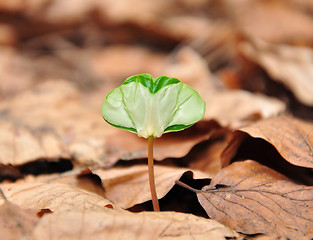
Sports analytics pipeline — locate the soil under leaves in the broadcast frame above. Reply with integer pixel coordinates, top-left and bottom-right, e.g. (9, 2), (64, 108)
(0, 0), (313, 239)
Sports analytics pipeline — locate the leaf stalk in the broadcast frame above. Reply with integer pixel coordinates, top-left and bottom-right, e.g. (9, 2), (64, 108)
(148, 136), (160, 211)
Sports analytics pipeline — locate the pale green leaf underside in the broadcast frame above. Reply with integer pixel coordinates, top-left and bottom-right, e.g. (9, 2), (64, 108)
(102, 74), (205, 138)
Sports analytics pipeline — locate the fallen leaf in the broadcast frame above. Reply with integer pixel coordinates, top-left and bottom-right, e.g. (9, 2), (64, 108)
(21, 169), (106, 198)
(0, 180), (237, 240)
(0, 0), (24, 12)
(197, 160), (313, 239)
(97, 0), (167, 25)
(0, 193), (39, 240)
(226, 0), (313, 43)
(163, 46), (218, 98)
(0, 182), (113, 212)
(0, 48), (34, 98)
(204, 90), (285, 128)
(187, 137), (228, 176)
(222, 114), (313, 169)
(92, 165), (209, 209)
(240, 39), (313, 106)
(32, 208), (237, 240)
(0, 122), (46, 165)
(90, 44), (167, 81)
(0, 24), (16, 45)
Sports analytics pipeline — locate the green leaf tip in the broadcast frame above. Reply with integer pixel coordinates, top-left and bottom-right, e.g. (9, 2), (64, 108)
(101, 73), (205, 138)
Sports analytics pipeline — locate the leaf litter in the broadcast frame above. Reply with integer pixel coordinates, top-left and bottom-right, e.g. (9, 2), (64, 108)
(0, 0), (313, 239)
(196, 160), (313, 239)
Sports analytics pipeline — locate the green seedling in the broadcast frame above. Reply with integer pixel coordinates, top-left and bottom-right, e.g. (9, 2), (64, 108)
(101, 73), (205, 211)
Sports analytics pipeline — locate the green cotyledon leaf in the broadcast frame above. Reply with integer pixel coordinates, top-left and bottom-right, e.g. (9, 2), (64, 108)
(101, 73), (205, 138)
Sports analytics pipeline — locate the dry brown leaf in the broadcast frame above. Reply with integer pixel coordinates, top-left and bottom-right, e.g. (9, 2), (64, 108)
(163, 46), (218, 97)
(97, 0), (167, 25)
(187, 137), (228, 176)
(0, 179), (237, 239)
(240, 39), (313, 106)
(225, 0), (313, 43)
(0, 122), (46, 165)
(32, 208), (237, 240)
(197, 160), (313, 239)
(0, 182), (113, 211)
(16, 0), (165, 26)
(286, 0), (313, 13)
(20, 169), (106, 198)
(222, 115), (313, 168)
(91, 44), (168, 81)
(163, 16), (214, 40)
(0, 0), (24, 12)
(0, 48), (34, 97)
(0, 196), (39, 240)
(0, 24), (17, 45)
(92, 165), (209, 209)
(203, 90), (285, 128)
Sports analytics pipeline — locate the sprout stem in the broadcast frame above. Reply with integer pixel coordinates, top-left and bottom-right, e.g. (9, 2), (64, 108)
(148, 136), (160, 211)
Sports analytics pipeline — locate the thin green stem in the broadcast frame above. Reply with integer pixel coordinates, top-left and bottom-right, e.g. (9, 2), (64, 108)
(148, 136), (160, 211)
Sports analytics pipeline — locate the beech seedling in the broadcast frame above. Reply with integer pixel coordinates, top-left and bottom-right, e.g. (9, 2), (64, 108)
(101, 73), (205, 211)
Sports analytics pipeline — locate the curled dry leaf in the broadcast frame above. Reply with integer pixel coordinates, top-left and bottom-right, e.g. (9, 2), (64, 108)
(0, 198), (39, 240)
(0, 182), (113, 212)
(186, 131), (230, 176)
(197, 160), (313, 239)
(32, 208), (237, 240)
(241, 39), (313, 106)
(222, 114), (313, 168)
(92, 165), (209, 209)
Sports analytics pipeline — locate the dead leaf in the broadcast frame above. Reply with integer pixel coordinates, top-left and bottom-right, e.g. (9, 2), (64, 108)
(0, 180), (237, 239)
(197, 160), (313, 239)
(204, 90), (285, 128)
(0, 48), (34, 97)
(0, 24), (17, 45)
(163, 46), (218, 97)
(187, 137), (228, 175)
(0, 182), (113, 212)
(226, 0), (313, 43)
(97, 0), (167, 25)
(32, 208), (237, 240)
(0, 192), (39, 240)
(92, 165), (209, 209)
(0, 0), (24, 12)
(240, 39), (313, 106)
(21, 169), (106, 198)
(222, 114), (313, 169)
(91, 44), (168, 81)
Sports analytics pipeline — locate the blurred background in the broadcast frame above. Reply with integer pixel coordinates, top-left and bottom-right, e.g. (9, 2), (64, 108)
(0, 0), (312, 119)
